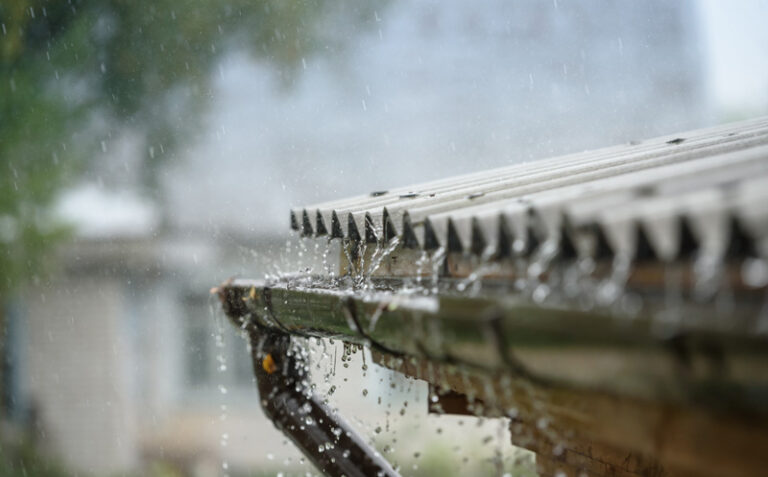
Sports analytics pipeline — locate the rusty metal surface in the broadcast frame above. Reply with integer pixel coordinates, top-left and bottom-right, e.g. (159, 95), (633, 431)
(379, 348), (768, 477)
(215, 278), (768, 477)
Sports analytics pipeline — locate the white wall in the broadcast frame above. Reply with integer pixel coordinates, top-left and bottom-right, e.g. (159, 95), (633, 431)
(22, 276), (139, 474)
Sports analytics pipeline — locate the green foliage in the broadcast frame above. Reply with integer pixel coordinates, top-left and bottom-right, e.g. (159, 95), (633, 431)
(0, 0), (383, 298)
(402, 441), (538, 477)
(0, 440), (70, 477)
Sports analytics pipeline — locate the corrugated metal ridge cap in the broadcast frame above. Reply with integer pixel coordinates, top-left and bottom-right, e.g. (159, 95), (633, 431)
(416, 148), (768, 258)
(337, 125), (768, 244)
(291, 117), (768, 261)
(341, 129), (768, 249)
(291, 116), (768, 235)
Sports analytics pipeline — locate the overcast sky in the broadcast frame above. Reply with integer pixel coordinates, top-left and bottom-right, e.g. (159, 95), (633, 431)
(699, 0), (768, 111)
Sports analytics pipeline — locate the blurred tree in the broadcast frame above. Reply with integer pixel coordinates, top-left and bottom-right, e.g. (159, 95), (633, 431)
(0, 0), (383, 419)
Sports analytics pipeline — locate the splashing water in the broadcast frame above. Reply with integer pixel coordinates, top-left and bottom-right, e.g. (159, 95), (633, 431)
(366, 236), (401, 278)
(212, 305), (231, 477)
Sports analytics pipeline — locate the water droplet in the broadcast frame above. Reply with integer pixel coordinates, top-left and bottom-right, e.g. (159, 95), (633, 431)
(743, 258), (768, 288)
(532, 283), (550, 303)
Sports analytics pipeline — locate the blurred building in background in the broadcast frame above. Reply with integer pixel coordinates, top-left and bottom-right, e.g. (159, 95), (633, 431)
(3, 0), (723, 475)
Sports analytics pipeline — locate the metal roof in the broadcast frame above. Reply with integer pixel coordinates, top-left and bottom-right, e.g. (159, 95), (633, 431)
(292, 117), (768, 262)
(221, 116), (768, 477)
